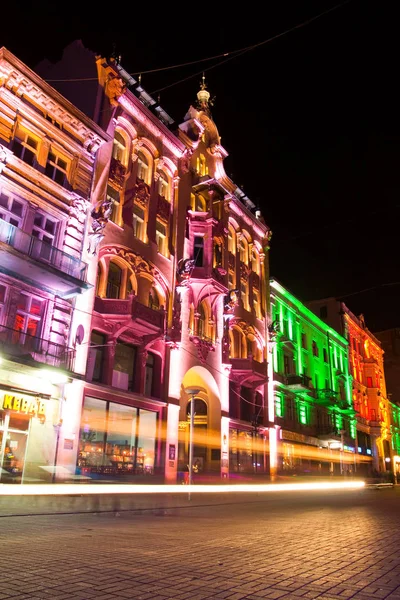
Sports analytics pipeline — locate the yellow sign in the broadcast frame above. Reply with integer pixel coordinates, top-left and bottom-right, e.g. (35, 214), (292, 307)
(1, 394), (46, 418)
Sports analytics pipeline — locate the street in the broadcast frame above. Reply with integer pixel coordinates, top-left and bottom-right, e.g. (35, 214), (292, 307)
(1, 487), (400, 599)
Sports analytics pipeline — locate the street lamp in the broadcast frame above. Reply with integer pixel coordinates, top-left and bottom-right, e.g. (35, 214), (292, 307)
(185, 387), (201, 497)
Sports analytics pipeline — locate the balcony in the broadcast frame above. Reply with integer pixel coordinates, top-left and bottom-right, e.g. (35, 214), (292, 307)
(0, 219), (89, 298)
(285, 373), (312, 391)
(0, 324), (74, 370)
(230, 357), (268, 388)
(94, 295), (165, 338)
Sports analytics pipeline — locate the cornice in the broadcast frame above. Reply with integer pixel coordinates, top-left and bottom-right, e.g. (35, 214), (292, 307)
(0, 47), (109, 148)
(118, 93), (185, 159)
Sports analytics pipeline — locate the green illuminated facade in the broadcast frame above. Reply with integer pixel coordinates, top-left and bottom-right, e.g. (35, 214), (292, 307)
(270, 279), (356, 476)
(389, 401), (400, 459)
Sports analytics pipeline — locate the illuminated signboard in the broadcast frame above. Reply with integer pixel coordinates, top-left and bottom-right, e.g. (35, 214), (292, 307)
(1, 393), (46, 418)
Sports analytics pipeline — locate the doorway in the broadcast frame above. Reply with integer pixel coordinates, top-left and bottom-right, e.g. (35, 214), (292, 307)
(0, 411), (30, 483)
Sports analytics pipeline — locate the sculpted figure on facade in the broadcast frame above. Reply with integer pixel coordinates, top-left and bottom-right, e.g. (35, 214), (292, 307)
(87, 197), (113, 255)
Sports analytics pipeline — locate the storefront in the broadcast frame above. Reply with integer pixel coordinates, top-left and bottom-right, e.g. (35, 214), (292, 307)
(0, 387), (58, 483)
(279, 429), (329, 476)
(77, 395), (161, 480)
(229, 427), (265, 475)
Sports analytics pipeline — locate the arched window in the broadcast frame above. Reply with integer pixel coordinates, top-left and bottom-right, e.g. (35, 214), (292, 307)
(239, 236), (248, 264)
(112, 131), (128, 166)
(232, 327), (245, 358)
(228, 225), (236, 254)
(149, 286), (160, 310)
(158, 170), (170, 200)
(251, 248), (259, 274)
(197, 303), (206, 339)
(137, 150), (150, 184)
(106, 262), (122, 299)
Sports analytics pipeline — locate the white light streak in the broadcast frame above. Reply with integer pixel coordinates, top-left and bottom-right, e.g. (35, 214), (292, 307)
(0, 481), (365, 496)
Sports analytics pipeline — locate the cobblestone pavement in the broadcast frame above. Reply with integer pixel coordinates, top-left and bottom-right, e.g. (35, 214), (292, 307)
(1, 487), (400, 600)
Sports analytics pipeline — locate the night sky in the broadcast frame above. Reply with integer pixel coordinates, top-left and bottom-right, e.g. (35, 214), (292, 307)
(1, 1), (399, 332)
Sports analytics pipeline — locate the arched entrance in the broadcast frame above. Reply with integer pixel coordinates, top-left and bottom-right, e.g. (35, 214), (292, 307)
(186, 397), (208, 473)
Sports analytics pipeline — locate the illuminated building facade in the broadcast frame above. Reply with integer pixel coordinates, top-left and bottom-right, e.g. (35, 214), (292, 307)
(374, 327), (400, 476)
(308, 298), (392, 475)
(36, 42), (272, 482)
(0, 47), (108, 482)
(270, 280), (356, 476)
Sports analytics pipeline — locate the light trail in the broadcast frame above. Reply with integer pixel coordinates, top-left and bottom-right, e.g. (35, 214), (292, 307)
(0, 481), (365, 496)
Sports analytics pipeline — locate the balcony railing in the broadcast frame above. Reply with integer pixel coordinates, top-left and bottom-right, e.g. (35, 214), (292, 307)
(0, 324), (74, 369)
(0, 219), (87, 281)
(285, 373), (312, 389)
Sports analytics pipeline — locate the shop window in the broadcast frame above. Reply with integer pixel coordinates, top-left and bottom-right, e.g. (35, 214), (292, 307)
(137, 151), (150, 184)
(155, 220), (167, 255)
(0, 190), (25, 228)
(113, 341), (136, 391)
(12, 292), (44, 351)
(194, 236), (204, 266)
(133, 204), (145, 240)
(45, 150), (69, 186)
(12, 127), (39, 167)
(78, 397), (158, 478)
(106, 262), (122, 299)
(87, 331), (107, 382)
(106, 185), (121, 224)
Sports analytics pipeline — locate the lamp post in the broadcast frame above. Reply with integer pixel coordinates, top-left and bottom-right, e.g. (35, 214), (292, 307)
(185, 387), (201, 499)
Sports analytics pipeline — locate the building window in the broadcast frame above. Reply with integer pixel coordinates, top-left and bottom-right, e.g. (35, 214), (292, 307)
(0, 191), (25, 227)
(112, 131), (127, 165)
(158, 170), (169, 200)
(213, 240), (222, 268)
(133, 204), (145, 240)
(301, 333), (307, 349)
(284, 354), (291, 375)
(239, 237), (248, 264)
(13, 292), (44, 350)
(137, 151), (150, 184)
(0, 283), (7, 325)
(228, 271), (235, 290)
(251, 249), (259, 274)
(144, 352), (155, 397)
(194, 236), (204, 266)
(113, 341), (137, 391)
(12, 127), (39, 167)
(228, 226), (235, 254)
(312, 340), (319, 357)
(87, 331), (107, 382)
(45, 150), (68, 186)
(240, 280), (248, 310)
(253, 289), (260, 317)
(31, 213), (57, 262)
(148, 287), (160, 310)
(319, 305), (328, 319)
(155, 220), (167, 255)
(323, 348), (328, 362)
(197, 303), (206, 339)
(106, 262), (122, 299)
(197, 153), (207, 176)
(367, 376), (373, 388)
(106, 185), (121, 224)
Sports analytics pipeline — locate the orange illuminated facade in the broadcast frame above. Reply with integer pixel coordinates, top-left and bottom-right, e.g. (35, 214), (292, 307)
(308, 298), (392, 475)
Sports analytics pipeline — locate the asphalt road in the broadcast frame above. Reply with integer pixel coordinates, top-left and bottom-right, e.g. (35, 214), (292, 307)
(1, 487), (400, 600)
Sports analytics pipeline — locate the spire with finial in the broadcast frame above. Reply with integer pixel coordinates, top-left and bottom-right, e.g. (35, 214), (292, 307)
(196, 72), (212, 113)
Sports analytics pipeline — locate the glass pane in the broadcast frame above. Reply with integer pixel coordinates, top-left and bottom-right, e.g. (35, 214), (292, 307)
(26, 317), (39, 337)
(34, 214), (43, 227)
(106, 403), (137, 473)
(0, 193), (8, 208)
(137, 410), (157, 474)
(0, 284), (5, 303)
(79, 397), (107, 462)
(113, 342), (136, 390)
(30, 299), (42, 316)
(11, 200), (23, 217)
(44, 219), (55, 234)
(16, 294), (28, 312)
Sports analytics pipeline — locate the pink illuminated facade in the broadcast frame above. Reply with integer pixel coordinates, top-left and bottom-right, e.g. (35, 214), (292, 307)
(35, 42), (273, 483)
(0, 47), (109, 482)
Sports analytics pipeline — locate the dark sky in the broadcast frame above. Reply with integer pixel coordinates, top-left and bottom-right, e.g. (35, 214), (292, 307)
(1, 1), (399, 332)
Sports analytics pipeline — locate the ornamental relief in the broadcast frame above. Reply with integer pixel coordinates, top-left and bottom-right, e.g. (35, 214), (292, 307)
(109, 157), (127, 190)
(134, 178), (150, 208)
(157, 194), (171, 223)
